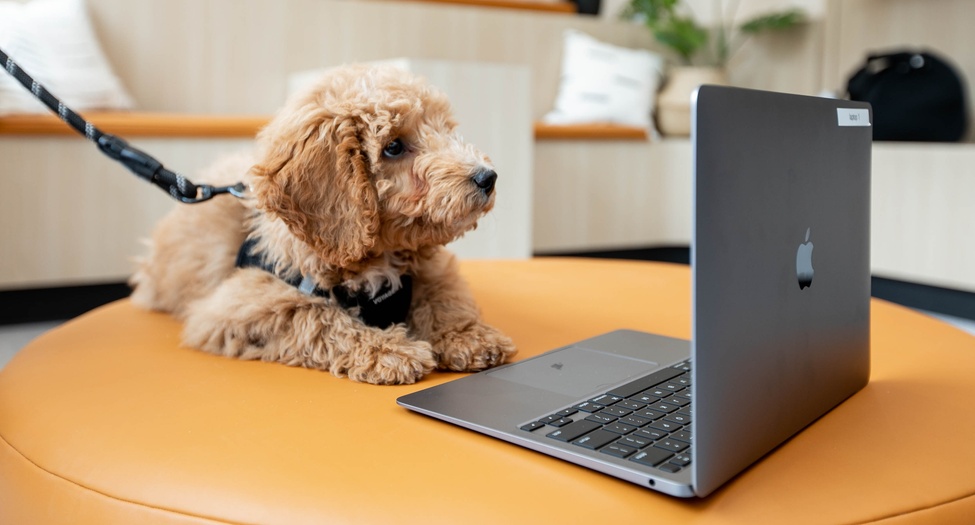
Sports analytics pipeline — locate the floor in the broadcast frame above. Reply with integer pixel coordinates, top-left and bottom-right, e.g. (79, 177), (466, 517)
(0, 321), (63, 370)
(2, 312), (974, 372)
(924, 312), (975, 337)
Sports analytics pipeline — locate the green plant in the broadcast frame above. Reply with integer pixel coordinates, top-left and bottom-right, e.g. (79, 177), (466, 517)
(621, 0), (805, 66)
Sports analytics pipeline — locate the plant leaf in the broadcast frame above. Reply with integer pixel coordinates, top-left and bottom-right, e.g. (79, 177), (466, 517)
(621, 0), (675, 23)
(654, 17), (708, 64)
(739, 9), (806, 34)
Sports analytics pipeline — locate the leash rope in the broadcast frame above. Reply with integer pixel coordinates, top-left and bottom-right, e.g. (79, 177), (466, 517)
(1, 47), (245, 204)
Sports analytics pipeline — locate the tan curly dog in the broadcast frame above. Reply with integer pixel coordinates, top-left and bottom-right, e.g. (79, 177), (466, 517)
(130, 64), (516, 385)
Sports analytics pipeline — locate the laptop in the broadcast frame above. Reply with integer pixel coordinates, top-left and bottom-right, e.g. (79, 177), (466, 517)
(397, 85), (872, 498)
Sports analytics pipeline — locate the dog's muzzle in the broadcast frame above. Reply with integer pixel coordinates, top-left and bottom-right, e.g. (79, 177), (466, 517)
(471, 168), (497, 195)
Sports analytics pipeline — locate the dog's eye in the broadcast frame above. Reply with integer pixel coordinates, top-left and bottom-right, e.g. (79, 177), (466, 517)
(383, 139), (406, 158)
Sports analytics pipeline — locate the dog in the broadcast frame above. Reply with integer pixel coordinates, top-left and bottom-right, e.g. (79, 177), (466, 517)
(130, 64), (517, 385)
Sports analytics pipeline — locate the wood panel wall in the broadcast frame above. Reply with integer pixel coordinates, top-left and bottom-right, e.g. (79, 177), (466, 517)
(82, 0), (822, 118)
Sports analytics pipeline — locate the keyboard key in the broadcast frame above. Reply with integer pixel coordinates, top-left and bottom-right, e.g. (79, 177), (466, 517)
(604, 422), (637, 435)
(617, 434), (652, 448)
(546, 420), (602, 442)
(634, 409), (665, 420)
(629, 393), (658, 404)
(614, 399), (645, 411)
(654, 439), (690, 453)
(599, 406), (632, 418)
(588, 394), (622, 406)
(670, 454), (692, 466)
(573, 401), (603, 413)
(600, 444), (638, 458)
(661, 382), (682, 392)
(585, 413), (617, 425)
(671, 430), (693, 443)
(520, 421), (546, 432)
(556, 408), (579, 417)
(676, 374), (692, 387)
(649, 420), (682, 433)
(539, 415), (564, 425)
(549, 417), (574, 427)
(661, 395), (690, 407)
(646, 388), (670, 398)
(620, 415), (650, 427)
(630, 447), (674, 467)
(634, 428), (667, 440)
(606, 367), (684, 398)
(645, 402), (679, 413)
(665, 413), (692, 425)
(658, 463), (683, 473)
(573, 429), (619, 450)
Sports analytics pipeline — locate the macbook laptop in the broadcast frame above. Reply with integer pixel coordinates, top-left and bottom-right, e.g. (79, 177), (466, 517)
(397, 86), (872, 498)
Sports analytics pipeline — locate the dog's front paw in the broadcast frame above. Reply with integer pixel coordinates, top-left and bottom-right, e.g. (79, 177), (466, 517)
(434, 323), (517, 372)
(343, 329), (437, 385)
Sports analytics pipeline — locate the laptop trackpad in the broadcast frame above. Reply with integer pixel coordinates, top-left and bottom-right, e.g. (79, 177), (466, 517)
(486, 347), (658, 398)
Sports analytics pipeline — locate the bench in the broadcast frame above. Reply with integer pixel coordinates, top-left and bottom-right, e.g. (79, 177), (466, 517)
(0, 112), (648, 141)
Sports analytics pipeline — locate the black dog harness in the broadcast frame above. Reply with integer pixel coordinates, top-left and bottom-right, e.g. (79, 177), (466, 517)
(235, 238), (413, 329)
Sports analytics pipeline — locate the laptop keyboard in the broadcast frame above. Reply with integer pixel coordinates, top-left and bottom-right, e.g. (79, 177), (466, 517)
(519, 360), (693, 474)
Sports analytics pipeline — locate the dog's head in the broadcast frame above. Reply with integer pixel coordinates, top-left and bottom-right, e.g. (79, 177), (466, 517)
(250, 64), (497, 269)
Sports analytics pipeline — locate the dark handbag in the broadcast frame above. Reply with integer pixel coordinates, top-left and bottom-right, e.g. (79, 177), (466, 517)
(846, 50), (969, 142)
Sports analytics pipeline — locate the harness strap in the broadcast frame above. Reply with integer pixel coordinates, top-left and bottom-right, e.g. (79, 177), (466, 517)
(235, 238), (413, 329)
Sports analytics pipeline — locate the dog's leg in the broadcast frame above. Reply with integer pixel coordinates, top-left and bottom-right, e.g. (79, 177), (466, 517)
(182, 270), (437, 385)
(409, 249), (517, 371)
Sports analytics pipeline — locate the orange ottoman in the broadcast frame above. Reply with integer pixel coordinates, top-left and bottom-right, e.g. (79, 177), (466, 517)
(2, 258), (975, 524)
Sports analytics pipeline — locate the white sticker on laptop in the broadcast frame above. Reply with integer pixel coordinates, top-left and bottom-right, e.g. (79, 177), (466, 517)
(837, 108), (871, 126)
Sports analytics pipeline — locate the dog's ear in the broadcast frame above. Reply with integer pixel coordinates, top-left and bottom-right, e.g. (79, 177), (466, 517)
(251, 110), (380, 268)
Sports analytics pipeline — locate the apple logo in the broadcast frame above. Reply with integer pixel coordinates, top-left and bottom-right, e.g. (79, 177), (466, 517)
(796, 228), (814, 290)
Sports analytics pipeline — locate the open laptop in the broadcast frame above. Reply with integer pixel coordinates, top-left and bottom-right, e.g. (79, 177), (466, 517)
(397, 86), (872, 498)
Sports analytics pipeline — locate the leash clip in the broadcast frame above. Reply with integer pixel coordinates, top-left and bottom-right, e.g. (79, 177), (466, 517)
(179, 182), (248, 204)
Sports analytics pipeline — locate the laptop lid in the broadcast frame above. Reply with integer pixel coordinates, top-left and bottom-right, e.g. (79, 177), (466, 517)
(691, 86), (872, 496)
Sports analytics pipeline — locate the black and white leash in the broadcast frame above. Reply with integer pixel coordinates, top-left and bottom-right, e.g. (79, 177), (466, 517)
(0, 47), (245, 204)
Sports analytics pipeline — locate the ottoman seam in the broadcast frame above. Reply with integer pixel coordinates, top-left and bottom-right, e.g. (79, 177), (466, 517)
(0, 432), (248, 525)
(853, 490), (975, 524)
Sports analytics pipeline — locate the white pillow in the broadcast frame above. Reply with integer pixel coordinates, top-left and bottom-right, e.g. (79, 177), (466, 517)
(543, 29), (664, 129)
(0, 0), (134, 115)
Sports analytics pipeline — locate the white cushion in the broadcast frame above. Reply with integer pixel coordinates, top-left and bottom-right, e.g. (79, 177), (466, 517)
(0, 0), (134, 115)
(543, 29), (664, 129)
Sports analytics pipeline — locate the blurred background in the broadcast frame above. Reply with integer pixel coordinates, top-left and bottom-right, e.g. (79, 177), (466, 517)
(1, 0), (973, 366)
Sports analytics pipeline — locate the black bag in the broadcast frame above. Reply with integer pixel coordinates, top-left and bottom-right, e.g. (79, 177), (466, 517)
(847, 50), (970, 142)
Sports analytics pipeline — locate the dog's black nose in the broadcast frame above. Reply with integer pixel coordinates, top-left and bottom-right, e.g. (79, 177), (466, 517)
(472, 169), (497, 194)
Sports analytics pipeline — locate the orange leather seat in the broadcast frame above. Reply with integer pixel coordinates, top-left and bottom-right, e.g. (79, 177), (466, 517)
(2, 258), (974, 524)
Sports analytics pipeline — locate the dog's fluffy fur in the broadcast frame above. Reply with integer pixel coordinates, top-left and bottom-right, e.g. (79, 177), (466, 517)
(130, 64), (516, 385)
